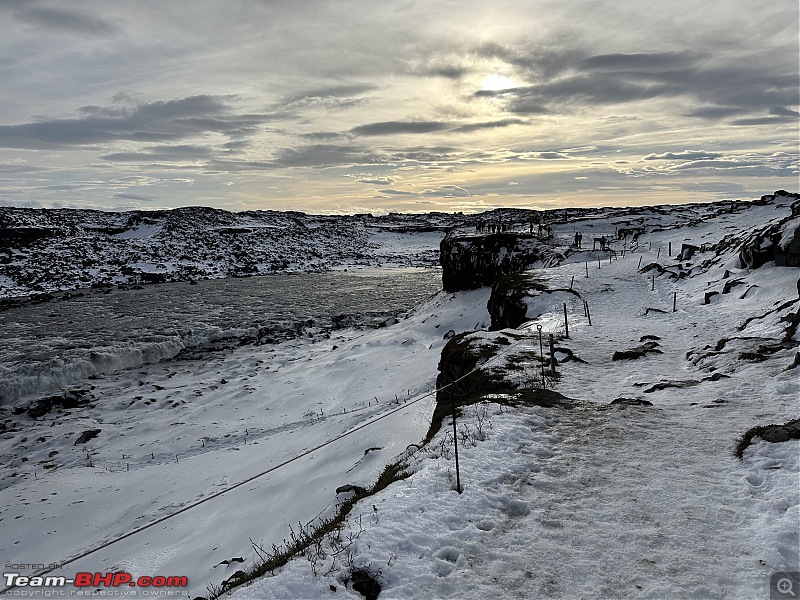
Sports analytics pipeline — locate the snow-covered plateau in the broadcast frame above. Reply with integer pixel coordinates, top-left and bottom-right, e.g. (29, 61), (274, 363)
(0, 192), (798, 600)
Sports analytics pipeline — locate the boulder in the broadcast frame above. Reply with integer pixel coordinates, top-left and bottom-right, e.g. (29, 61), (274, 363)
(74, 429), (101, 445)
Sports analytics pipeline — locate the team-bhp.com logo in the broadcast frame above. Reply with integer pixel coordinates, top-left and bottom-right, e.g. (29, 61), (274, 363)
(3, 572), (188, 594)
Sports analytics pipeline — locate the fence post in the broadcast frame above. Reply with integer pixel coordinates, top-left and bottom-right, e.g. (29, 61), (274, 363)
(668, 242), (672, 256)
(549, 334), (556, 376)
(652, 274), (655, 291)
(570, 275), (574, 290)
(585, 261), (589, 277)
(586, 302), (592, 326)
(537, 325), (545, 381)
(563, 303), (569, 339)
(451, 398), (462, 494)
(673, 291), (677, 312)
(638, 256), (643, 270)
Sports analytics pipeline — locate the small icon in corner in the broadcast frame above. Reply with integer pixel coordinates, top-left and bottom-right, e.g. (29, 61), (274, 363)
(772, 572), (800, 599)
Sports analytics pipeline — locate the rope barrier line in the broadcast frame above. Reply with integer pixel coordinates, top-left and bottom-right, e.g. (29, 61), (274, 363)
(1, 331), (534, 593)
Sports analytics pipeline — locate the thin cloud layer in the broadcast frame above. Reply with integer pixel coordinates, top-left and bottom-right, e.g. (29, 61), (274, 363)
(0, 0), (796, 212)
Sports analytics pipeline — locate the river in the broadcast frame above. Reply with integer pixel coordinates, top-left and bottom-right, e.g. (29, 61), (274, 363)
(0, 267), (442, 403)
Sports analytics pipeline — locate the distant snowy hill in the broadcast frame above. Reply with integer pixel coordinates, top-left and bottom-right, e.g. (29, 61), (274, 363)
(0, 207), (457, 298)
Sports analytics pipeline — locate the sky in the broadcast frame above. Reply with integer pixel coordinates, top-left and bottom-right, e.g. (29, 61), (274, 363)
(0, 0), (797, 214)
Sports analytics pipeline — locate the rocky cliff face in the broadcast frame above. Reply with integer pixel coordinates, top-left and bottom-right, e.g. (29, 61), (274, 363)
(738, 193), (800, 269)
(487, 273), (581, 330)
(440, 232), (563, 293)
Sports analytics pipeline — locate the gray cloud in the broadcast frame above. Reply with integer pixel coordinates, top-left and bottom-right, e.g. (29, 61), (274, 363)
(476, 48), (799, 123)
(357, 178), (395, 185)
(102, 145), (214, 163)
(770, 106), (800, 117)
(281, 84), (378, 105)
(730, 116), (796, 126)
(0, 95), (268, 150)
(13, 6), (120, 36)
(350, 121), (449, 136)
(576, 51), (705, 72)
(453, 118), (528, 133)
(644, 150), (724, 161)
(113, 192), (156, 202)
(272, 144), (381, 168)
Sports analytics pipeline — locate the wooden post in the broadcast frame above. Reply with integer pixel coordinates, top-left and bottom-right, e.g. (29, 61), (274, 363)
(668, 242), (672, 256)
(657, 247), (661, 259)
(549, 334), (556, 376)
(563, 303), (569, 339)
(585, 261), (589, 277)
(609, 253), (612, 265)
(638, 256), (643, 270)
(583, 299), (588, 317)
(586, 302), (592, 326)
(598, 257), (601, 269)
(570, 275), (574, 290)
(652, 274), (655, 290)
(451, 398), (462, 494)
(673, 291), (677, 312)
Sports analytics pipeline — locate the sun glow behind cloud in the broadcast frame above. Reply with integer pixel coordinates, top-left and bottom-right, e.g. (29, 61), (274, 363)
(479, 74), (519, 91)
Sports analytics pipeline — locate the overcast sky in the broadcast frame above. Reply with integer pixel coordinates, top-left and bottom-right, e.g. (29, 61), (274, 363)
(0, 0), (797, 213)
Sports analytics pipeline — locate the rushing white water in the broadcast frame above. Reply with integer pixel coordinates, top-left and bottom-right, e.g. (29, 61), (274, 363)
(0, 268), (442, 403)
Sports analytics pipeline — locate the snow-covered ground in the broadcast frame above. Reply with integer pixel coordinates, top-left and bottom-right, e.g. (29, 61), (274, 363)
(229, 197), (799, 599)
(1, 195), (797, 600)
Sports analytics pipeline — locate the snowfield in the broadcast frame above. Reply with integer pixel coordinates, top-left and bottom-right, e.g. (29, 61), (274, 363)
(0, 194), (798, 600)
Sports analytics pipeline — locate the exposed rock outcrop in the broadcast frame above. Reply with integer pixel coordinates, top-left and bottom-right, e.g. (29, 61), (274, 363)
(440, 232), (563, 293)
(738, 192), (800, 269)
(487, 272), (580, 330)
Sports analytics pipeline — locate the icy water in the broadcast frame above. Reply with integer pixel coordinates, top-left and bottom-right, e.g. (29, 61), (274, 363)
(0, 268), (442, 404)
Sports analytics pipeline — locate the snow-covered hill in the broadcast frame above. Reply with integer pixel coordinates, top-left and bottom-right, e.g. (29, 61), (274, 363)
(0, 207), (455, 299)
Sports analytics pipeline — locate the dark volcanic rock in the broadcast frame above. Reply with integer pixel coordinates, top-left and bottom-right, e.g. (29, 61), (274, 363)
(738, 192), (800, 269)
(612, 341), (663, 361)
(74, 429), (101, 445)
(487, 272), (580, 330)
(0, 227), (60, 248)
(440, 232), (563, 292)
(735, 418), (800, 458)
(610, 397), (654, 407)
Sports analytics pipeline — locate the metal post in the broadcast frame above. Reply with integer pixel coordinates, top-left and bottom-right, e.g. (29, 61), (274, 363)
(570, 275), (574, 290)
(563, 303), (569, 339)
(652, 274), (655, 291)
(673, 291), (677, 312)
(585, 261), (589, 277)
(549, 334), (556, 376)
(657, 247), (661, 259)
(451, 398), (462, 494)
(638, 256), (643, 270)
(586, 302), (592, 326)
(668, 242), (672, 256)
(537, 325), (545, 381)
